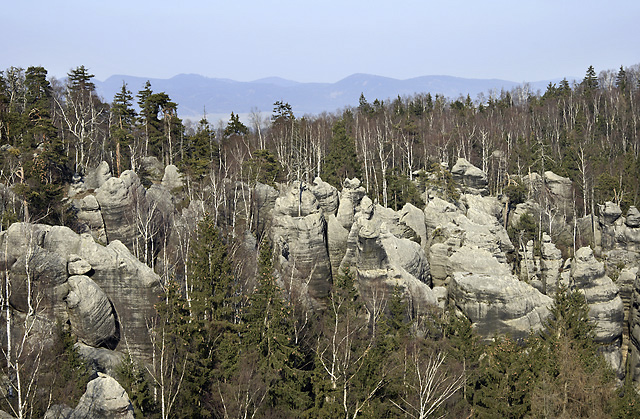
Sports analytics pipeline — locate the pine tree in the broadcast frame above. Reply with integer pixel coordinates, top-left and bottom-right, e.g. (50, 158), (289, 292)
(110, 82), (136, 175)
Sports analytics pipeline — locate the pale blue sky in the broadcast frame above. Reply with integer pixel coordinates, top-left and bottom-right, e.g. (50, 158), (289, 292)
(2, 0), (639, 83)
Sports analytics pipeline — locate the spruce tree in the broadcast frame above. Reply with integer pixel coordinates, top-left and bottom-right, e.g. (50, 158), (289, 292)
(110, 82), (136, 175)
(321, 117), (361, 187)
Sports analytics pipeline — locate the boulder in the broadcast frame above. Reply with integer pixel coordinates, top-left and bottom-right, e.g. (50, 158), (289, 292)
(69, 373), (134, 419)
(450, 272), (552, 341)
(65, 275), (119, 349)
(44, 405), (74, 419)
(75, 342), (125, 377)
(161, 164), (184, 190)
(451, 157), (488, 194)
(626, 206), (640, 228)
(84, 161), (112, 191)
(74, 194), (107, 243)
(309, 177), (339, 216)
(94, 170), (146, 250)
(67, 254), (92, 276)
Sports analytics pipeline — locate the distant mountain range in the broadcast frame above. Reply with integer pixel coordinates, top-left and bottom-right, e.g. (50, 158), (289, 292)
(94, 73), (572, 121)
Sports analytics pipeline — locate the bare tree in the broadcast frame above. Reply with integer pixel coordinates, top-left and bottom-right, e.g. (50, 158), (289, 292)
(391, 343), (465, 419)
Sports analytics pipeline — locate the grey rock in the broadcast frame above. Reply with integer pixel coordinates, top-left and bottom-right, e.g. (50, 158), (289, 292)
(68, 254), (92, 276)
(84, 161), (113, 191)
(627, 206), (640, 228)
(139, 156), (163, 181)
(65, 275), (119, 349)
(69, 373), (134, 419)
(599, 201), (623, 225)
(309, 177), (339, 216)
(399, 203), (428, 249)
(450, 272), (552, 341)
(161, 164), (184, 190)
(451, 157), (488, 194)
(272, 182), (332, 307)
(44, 405), (74, 419)
(571, 247), (624, 346)
(95, 170), (146, 250)
(75, 342), (125, 377)
(341, 205), (436, 315)
(336, 178), (366, 230)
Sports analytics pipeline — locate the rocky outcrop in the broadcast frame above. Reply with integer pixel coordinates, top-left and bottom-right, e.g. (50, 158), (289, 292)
(450, 272), (552, 341)
(161, 164), (184, 190)
(571, 246), (624, 376)
(336, 178), (366, 230)
(309, 177), (339, 216)
(451, 158), (488, 195)
(424, 194), (513, 286)
(66, 275), (119, 349)
(66, 373), (134, 419)
(271, 182), (332, 307)
(94, 170), (147, 250)
(0, 222), (161, 362)
(340, 196), (435, 315)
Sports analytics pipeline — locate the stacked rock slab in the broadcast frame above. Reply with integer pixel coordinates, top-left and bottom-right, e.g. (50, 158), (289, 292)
(571, 246), (624, 377)
(271, 181), (332, 308)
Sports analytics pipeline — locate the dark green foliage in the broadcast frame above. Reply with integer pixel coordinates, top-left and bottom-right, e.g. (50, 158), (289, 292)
(180, 116), (216, 180)
(223, 112), (249, 137)
(242, 149), (284, 186)
(110, 82), (136, 175)
(504, 178), (527, 208)
(50, 322), (91, 406)
(385, 166), (424, 210)
(116, 351), (157, 418)
(321, 118), (361, 188)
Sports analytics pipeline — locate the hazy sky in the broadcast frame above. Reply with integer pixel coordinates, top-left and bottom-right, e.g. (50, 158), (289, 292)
(2, 0), (639, 83)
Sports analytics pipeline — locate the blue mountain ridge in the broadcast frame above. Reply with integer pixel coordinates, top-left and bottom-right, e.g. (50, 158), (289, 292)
(95, 73), (571, 120)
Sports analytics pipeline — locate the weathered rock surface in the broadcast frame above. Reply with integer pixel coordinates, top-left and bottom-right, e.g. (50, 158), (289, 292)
(451, 157), (488, 195)
(571, 246), (624, 376)
(161, 164), (184, 190)
(0, 222), (160, 362)
(68, 373), (134, 419)
(309, 177), (339, 216)
(271, 182), (332, 307)
(341, 200), (436, 315)
(94, 170), (147, 250)
(336, 178), (366, 230)
(450, 272), (552, 341)
(423, 194), (513, 286)
(66, 275), (119, 349)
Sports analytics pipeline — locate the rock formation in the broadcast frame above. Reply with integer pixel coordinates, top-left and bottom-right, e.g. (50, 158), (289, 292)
(0, 222), (160, 363)
(271, 181), (332, 307)
(571, 246), (624, 376)
(450, 272), (552, 341)
(66, 373), (134, 419)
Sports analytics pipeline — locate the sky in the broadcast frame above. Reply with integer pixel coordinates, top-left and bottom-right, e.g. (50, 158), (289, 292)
(2, 0), (639, 84)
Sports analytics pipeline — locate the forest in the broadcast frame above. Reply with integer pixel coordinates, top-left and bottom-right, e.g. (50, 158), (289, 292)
(1, 63), (640, 418)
